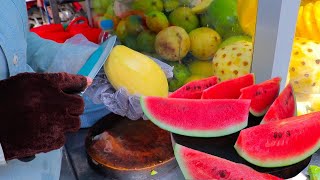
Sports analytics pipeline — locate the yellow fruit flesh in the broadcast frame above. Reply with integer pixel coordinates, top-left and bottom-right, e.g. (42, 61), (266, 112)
(104, 45), (168, 97)
(191, 0), (213, 14)
(303, 3), (320, 41)
(314, 1), (320, 35)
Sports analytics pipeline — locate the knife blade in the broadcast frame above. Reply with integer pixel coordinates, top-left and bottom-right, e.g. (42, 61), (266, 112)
(77, 35), (117, 95)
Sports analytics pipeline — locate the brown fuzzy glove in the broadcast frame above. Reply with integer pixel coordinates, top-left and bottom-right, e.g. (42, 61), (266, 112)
(0, 72), (88, 160)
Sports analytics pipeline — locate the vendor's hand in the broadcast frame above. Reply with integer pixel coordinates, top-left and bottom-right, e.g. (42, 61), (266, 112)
(0, 72), (91, 160)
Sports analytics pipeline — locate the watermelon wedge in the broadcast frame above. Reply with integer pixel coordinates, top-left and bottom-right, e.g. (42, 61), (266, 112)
(169, 76), (218, 99)
(174, 144), (282, 180)
(141, 97), (251, 137)
(239, 77), (281, 117)
(201, 73), (255, 99)
(235, 111), (320, 167)
(261, 83), (296, 124)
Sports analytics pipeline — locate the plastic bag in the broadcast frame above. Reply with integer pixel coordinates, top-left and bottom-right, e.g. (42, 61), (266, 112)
(85, 57), (173, 120)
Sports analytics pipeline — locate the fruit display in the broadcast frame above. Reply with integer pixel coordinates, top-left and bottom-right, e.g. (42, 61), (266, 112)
(169, 76), (218, 99)
(202, 73), (254, 99)
(141, 74), (319, 176)
(174, 144), (282, 180)
(212, 40), (253, 82)
(104, 45), (168, 97)
(93, 0), (254, 91)
(235, 111), (320, 167)
(261, 84), (296, 124)
(239, 77), (281, 117)
(141, 96), (250, 137)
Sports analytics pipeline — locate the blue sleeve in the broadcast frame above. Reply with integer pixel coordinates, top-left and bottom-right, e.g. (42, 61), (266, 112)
(26, 32), (98, 74)
(26, 32), (62, 72)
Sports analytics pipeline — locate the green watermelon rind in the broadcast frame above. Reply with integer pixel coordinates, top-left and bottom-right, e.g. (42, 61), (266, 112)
(140, 97), (248, 137)
(260, 84), (297, 124)
(234, 138), (320, 168)
(173, 143), (192, 180)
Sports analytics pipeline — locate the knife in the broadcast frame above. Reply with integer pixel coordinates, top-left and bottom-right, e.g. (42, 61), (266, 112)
(77, 35), (117, 95)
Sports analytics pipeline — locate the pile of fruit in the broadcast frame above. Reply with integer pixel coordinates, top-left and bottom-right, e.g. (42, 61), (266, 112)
(140, 74), (320, 179)
(92, 0), (254, 92)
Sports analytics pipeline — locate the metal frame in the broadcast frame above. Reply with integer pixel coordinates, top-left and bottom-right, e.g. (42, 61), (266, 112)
(252, 0), (301, 90)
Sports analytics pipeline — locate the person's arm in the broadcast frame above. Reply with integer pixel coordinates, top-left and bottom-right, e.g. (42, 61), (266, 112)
(27, 32), (98, 74)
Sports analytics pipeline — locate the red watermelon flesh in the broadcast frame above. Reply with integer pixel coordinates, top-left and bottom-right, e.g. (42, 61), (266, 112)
(141, 97), (251, 137)
(239, 77), (281, 117)
(235, 111), (320, 168)
(201, 73), (255, 99)
(174, 144), (282, 180)
(169, 76), (218, 99)
(261, 84), (296, 124)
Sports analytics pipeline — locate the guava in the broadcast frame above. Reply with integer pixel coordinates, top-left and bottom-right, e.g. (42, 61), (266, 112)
(218, 35), (252, 49)
(123, 35), (139, 51)
(169, 7), (199, 33)
(163, 0), (180, 12)
(188, 60), (214, 77)
(146, 11), (169, 33)
(115, 20), (128, 41)
(132, 0), (163, 14)
(207, 0), (243, 39)
(92, 0), (112, 14)
(125, 15), (144, 35)
(137, 31), (156, 53)
(189, 27), (221, 60)
(167, 61), (191, 91)
(155, 26), (191, 61)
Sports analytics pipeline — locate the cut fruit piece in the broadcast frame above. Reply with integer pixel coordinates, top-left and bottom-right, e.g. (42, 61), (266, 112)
(169, 76), (218, 99)
(201, 73), (255, 99)
(174, 144), (282, 180)
(239, 77), (281, 117)
(141, 97), (250, 137)
(261, 84), (296, 124)
(235, 111), (320, 168)
(309, 165), (320, 180)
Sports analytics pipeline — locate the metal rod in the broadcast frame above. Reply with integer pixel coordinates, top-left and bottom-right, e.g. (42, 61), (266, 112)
(48, 0), (61, 24)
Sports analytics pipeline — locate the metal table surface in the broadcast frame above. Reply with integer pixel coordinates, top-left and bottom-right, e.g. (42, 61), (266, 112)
(60, 129), (320, 180)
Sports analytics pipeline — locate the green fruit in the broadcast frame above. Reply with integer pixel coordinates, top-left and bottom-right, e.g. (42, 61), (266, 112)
(123, 35), (139, 51)
(137, 31), (156, 53)
(309, 165), (320, 180)
(200, 12), (213, 28)
(163, 0), (180, 12)
(125, 15), (144, 35)
(189, 27), (221, 60)
(115, 20), (128, 41)
(155, 26), (191, 61)
(146, 11), (169, 33)
(132, 0), (163, 14)
(207, 0), (243, 39)
(189, 60), (214, 77)
(167, 62), (191, 91)
(218, 35), (252, 49)
(92, 0), (112, 14)
(169, 7), (199, 33)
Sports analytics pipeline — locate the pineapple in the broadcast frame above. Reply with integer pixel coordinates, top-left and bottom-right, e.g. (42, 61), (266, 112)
(288, 37), (320, 94)
(212, 41), (253, 82)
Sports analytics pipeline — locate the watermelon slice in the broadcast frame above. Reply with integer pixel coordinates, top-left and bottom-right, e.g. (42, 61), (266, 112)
(201, 73), (255, 99)
(169, 76), (218, 99)
(239, 77), (281, 117)
(141, 97), (251, 137)
(261, 83), (296, 124)
(235, 111), (320, 167)
(174, 144), (282, 180)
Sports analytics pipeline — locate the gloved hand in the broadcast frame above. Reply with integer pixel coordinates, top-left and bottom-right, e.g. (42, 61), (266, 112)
(0, 72), (90, 160)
